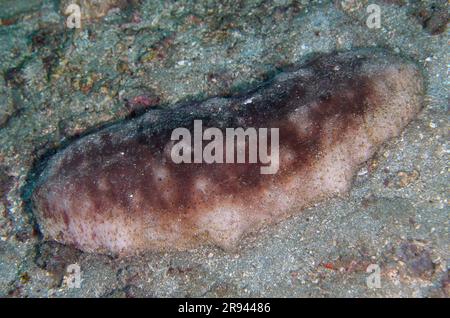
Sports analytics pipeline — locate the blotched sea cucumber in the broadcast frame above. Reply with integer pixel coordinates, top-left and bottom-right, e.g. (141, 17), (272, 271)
(31, 49), (424, 255)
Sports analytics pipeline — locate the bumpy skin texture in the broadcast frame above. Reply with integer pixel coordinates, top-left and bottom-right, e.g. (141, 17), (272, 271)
(32, 50), (424, 256)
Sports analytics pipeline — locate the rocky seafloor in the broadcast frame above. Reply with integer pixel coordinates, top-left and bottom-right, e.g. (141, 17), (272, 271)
(0, 0), (448, 297)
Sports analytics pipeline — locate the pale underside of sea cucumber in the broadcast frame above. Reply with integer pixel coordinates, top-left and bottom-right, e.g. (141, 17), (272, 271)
(32, 49), (424, 255)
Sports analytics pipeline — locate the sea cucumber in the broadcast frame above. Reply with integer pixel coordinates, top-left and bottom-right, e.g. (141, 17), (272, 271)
(31, 49), (424, 255)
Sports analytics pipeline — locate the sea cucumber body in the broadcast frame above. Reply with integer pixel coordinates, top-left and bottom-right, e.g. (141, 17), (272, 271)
(32, 50), (423, 255)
